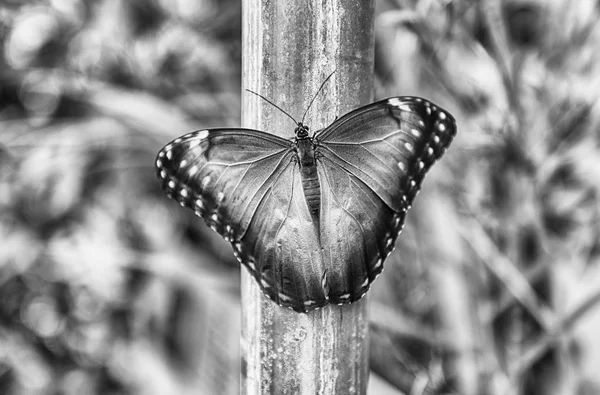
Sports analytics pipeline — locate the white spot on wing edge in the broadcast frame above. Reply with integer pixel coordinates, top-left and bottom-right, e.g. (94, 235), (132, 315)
(387, 97), (412, 112)
(197, 130), (209, 139)
(373, 258), (382, 269)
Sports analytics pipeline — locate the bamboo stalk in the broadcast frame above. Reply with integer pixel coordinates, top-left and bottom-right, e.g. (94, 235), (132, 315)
(241, 0), (375, 393)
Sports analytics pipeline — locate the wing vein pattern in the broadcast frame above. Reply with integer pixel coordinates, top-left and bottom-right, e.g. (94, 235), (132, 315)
(155, 97), (457, 312)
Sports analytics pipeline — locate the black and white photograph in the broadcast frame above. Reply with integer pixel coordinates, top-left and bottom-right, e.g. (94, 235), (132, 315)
(1, 1), (599, 394)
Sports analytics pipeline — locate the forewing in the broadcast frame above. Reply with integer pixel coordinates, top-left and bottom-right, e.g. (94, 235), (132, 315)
(156, 129), (292, 237)
(316, 97), (456, 212)
(155, 129), (326, 312)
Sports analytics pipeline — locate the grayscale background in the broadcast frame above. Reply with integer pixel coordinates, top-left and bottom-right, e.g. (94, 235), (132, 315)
(1, 1), (599, 394)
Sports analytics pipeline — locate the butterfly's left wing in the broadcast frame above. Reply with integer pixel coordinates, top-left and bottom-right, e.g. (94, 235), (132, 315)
(315, 97), (456, 302)
(155, 129), (329, 312)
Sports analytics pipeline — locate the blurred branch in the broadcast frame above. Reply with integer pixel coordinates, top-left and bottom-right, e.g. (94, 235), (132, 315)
(513, 287), (600, 377)
(370, 302), (454, 349)
(463, 218), (557, 331)
(479, 0), (516, 108)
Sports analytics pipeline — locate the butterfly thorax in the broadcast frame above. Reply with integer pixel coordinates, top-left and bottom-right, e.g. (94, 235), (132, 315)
(294, 123), (321, 219)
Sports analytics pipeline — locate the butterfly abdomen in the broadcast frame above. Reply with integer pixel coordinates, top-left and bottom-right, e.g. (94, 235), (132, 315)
(296, 137), (321, 216)
(301, 165), (320, 215)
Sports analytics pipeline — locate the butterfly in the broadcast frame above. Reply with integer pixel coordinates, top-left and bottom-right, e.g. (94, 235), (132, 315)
(155, 93), (456, 312)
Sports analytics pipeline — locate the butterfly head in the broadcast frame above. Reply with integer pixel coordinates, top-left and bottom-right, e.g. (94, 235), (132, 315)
(294, 122), (310, 139)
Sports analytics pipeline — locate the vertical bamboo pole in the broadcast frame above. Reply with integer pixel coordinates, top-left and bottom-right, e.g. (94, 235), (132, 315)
(241, 1), (375, 394)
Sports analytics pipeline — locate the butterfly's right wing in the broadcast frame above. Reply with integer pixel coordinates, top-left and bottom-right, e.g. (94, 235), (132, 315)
(314, 97), (456, 303)
(156, 129), (328, 311)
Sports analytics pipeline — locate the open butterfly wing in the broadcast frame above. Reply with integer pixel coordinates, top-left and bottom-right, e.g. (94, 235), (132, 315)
(316, 97), (456, 212)
(241, 158), (328, 310)
(317, 157), (401, 304)
(315, 97), (456, 300)
(156, 129), (327, 311)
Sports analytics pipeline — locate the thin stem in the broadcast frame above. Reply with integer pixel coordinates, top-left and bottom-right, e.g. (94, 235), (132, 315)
(241, 1), (375, 393)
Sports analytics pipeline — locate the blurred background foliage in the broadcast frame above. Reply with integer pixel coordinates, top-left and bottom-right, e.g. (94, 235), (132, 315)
(1, 0), (600, 394)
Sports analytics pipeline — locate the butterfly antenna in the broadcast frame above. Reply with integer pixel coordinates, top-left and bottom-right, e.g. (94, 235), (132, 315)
(245, 89), (298, 125)
(301, 70), (336, 125)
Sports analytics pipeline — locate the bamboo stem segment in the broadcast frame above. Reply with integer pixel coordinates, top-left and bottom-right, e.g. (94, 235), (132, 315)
(241, 1), (375, 393)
